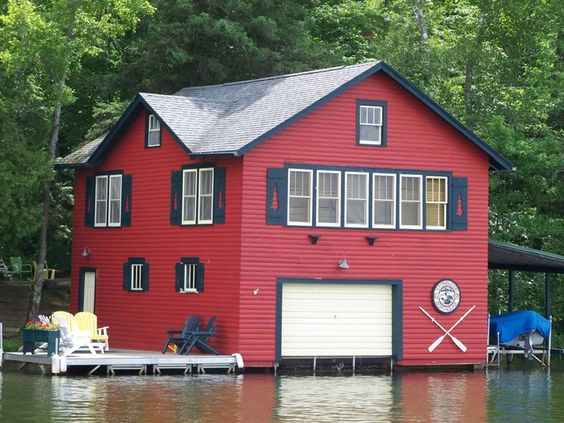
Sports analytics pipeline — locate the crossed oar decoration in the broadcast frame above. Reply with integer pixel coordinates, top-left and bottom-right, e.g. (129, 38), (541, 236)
(419, 305), (476, 352)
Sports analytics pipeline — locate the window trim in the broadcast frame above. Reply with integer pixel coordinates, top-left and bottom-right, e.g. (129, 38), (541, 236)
(181, 167), (214, 225)
(130, 263), (144, 291)
(425, 176), (448, 230)
(94, 173), (122, 228)
(344, 171), (369, 228)
(316, 170), (341, 227)
(372, 173), (396, 229)
(146, 113), (161, 148)
(399, 174), (423, 230)
(356, 100), (387, 147)
(287, 169), (313, 226)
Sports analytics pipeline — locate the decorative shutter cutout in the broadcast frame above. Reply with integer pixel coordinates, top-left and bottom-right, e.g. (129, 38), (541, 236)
(196, 263), (205, 293)
(175, 262), (183, 292)
(213, 167), (226, 224)
(121, 174), (132, 227)
(141, 262), (150, 291)
(451, 177), (468, 231)
(85, 176), (95, 227)
(266, 168), (287, 225)
(170, 170), (182, 225)
(123, 263), (131, 291)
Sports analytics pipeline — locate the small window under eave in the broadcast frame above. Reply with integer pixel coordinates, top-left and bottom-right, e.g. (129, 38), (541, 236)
(146, 114), (161, 148)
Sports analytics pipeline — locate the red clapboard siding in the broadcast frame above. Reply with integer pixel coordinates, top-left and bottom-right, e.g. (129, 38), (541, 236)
(71, 111), (243, 354)
(237, 72), (489, 366)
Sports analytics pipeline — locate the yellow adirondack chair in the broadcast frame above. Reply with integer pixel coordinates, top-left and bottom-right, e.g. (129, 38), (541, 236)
(75, 312), (110, 351)
(51, 310), (105, 355)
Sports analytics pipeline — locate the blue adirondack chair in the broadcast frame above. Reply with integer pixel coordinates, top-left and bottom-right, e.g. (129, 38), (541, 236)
(162, 315), (201, 354)
(181, 316), (219, 355)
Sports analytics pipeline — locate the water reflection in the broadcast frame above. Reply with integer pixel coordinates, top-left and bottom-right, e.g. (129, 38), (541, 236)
(0, 363), (563, 422)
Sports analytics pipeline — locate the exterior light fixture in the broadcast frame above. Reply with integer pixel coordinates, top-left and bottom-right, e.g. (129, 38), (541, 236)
(82, 247), (91, 257)
(366, 236), (378, 246)
(338, 259), (350, 269)
(309, 234), (320, 245)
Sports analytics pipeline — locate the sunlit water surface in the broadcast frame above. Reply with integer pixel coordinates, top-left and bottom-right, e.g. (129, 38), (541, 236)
(1, 361), (563, 422)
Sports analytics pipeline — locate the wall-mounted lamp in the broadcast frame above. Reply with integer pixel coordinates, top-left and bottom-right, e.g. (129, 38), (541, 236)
(338, 259), (350, 269)
(82, 247), (91, 257)
(309, 234), (320, 245)
(365, 236), (378, 246)
(253, 288), (260, 296)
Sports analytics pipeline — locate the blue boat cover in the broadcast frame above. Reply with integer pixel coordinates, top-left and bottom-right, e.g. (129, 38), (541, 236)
(489, 310), (551, 344)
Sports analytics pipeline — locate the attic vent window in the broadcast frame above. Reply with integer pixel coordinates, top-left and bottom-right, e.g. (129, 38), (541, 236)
(146, 114), (161, 147)
(357, 100), (387, 146)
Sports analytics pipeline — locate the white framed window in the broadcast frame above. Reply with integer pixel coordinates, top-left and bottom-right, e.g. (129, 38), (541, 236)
(345, 172), (369, 228)
(359, 105), (383, 145)
(147, 114), (161, 147)
(288, 169), (313, 226)
(182, 263), (198, 292)
(400, 175), (422, 229)
(316, 170), (341, 227)
(426, 176), (448, 230)
(130, 263), (144, 291)
(198, 168), (214, 224)
(182, 168), (214, 225)
(373, 173), (396, 228)
(94, 174), (122, 227)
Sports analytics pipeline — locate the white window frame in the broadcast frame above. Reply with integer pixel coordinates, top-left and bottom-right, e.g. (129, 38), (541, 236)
(181, 263), (198, 293)
(426, 176), (448, 230)
(372, 173), (396, 229)
(316, 170), (341, 227)
(130, 263), (144, 291)
(181, 168), (214, 225)
(94, 174), (122, 228)
(400, 175), (423, 229)
(344, 171), (369, 228)
(147, 114), (161, 147)
(287, 169), (313, 226)
(198, 168), (214, 225)
(359, 105), (383, 145)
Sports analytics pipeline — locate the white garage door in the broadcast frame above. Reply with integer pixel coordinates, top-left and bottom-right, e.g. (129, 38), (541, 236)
(281, 283), (393, 357)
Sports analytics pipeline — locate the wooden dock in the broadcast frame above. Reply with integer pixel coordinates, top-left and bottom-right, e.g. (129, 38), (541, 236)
(1, 349), (243, 375)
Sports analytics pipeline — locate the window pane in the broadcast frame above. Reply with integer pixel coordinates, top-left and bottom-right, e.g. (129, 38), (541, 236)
(198, 169), (214, 222)
(346, 173), (367, 226)
(199, 196), (212, 222)
(401, 202), (420, 226)
(148, 131), (160, 146)
(96, 177), (107, 201)
(183, 197), (196, 222)
(426, 177), (447, 229)
(95, 176), (108, 226)
(182, 170), (197, 223)
(401, 176), (421, 227)
(374, 201), (394, 225)
(317, 171), (340, 225)
(359, 125), (380, 143)
(108, 176), (122, 225)
(288, 170), (311, 224)
(199, 169), (213, 195)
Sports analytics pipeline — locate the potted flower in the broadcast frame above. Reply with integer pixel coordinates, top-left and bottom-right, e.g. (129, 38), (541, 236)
(22, 317), (60, 355)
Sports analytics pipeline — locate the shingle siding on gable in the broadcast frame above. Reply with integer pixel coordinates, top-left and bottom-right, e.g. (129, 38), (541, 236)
(238, 72), (489, 366)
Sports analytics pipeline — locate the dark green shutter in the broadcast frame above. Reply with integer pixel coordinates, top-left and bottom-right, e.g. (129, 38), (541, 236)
(266, 168), (287, 225)
(121, 174), (132, 227)
(213, 167), (226, 224)
(175, 262), (183, 292)
(170, 170), (182, 225)
(85, 176), (95, 227)
(196, 263), (205, 293)
(123, 263), (131, 291)
(451, 177), (468, 231)
(141, 263), (150, 291)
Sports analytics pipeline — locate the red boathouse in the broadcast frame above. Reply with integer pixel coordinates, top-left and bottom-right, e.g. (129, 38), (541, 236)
(59, 62), (512, 368)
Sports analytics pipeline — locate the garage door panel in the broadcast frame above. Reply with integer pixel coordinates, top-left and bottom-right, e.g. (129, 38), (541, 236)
(281, 283), (393, 357)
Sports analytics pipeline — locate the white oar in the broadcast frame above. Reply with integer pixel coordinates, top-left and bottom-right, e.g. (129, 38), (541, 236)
(419, 306), (473, 352)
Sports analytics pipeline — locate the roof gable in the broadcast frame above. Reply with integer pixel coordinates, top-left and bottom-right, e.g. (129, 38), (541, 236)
(58, 61), (512, 170)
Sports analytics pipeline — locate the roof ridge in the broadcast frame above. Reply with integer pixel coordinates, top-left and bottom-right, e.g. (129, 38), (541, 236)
(177, 61), (380, 93)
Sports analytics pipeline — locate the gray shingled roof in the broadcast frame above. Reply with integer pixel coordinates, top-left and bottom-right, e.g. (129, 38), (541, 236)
(57, 61), (512, 170)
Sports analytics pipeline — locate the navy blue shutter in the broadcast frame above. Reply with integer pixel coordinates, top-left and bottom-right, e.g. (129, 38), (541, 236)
(196, 263), (205, 293)
(121, 174), (132, 227)
(451, 177), (468, 231)
(213, 167), (226, 224)
(142, 263), (150, 291)
(266, 168), (287, 225)
(170, 170), (182, 225)
(123, 263), (131, 291)
(175, 262), (183, 292)
(85, 176), (95, 227)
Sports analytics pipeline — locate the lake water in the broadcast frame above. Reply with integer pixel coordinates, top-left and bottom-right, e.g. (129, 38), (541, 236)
(1, 361), (563, 422)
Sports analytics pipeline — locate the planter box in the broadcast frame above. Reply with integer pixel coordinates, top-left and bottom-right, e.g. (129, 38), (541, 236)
(22, 329), (60, 356)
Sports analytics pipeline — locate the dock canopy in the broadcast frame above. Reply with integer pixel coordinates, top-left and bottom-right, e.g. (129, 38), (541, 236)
(488, 240), (564, 273)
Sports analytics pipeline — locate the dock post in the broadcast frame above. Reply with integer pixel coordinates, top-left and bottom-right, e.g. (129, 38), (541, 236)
(0, 322), (3, 367)
(313, 356), (316, 375)
(352, 356), (355, 375)
(52, 354), (61, 374)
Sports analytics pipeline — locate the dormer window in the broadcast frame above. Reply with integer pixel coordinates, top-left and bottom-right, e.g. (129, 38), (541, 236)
(357, 100), (387, 146)
(146, 114), (161, 147)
